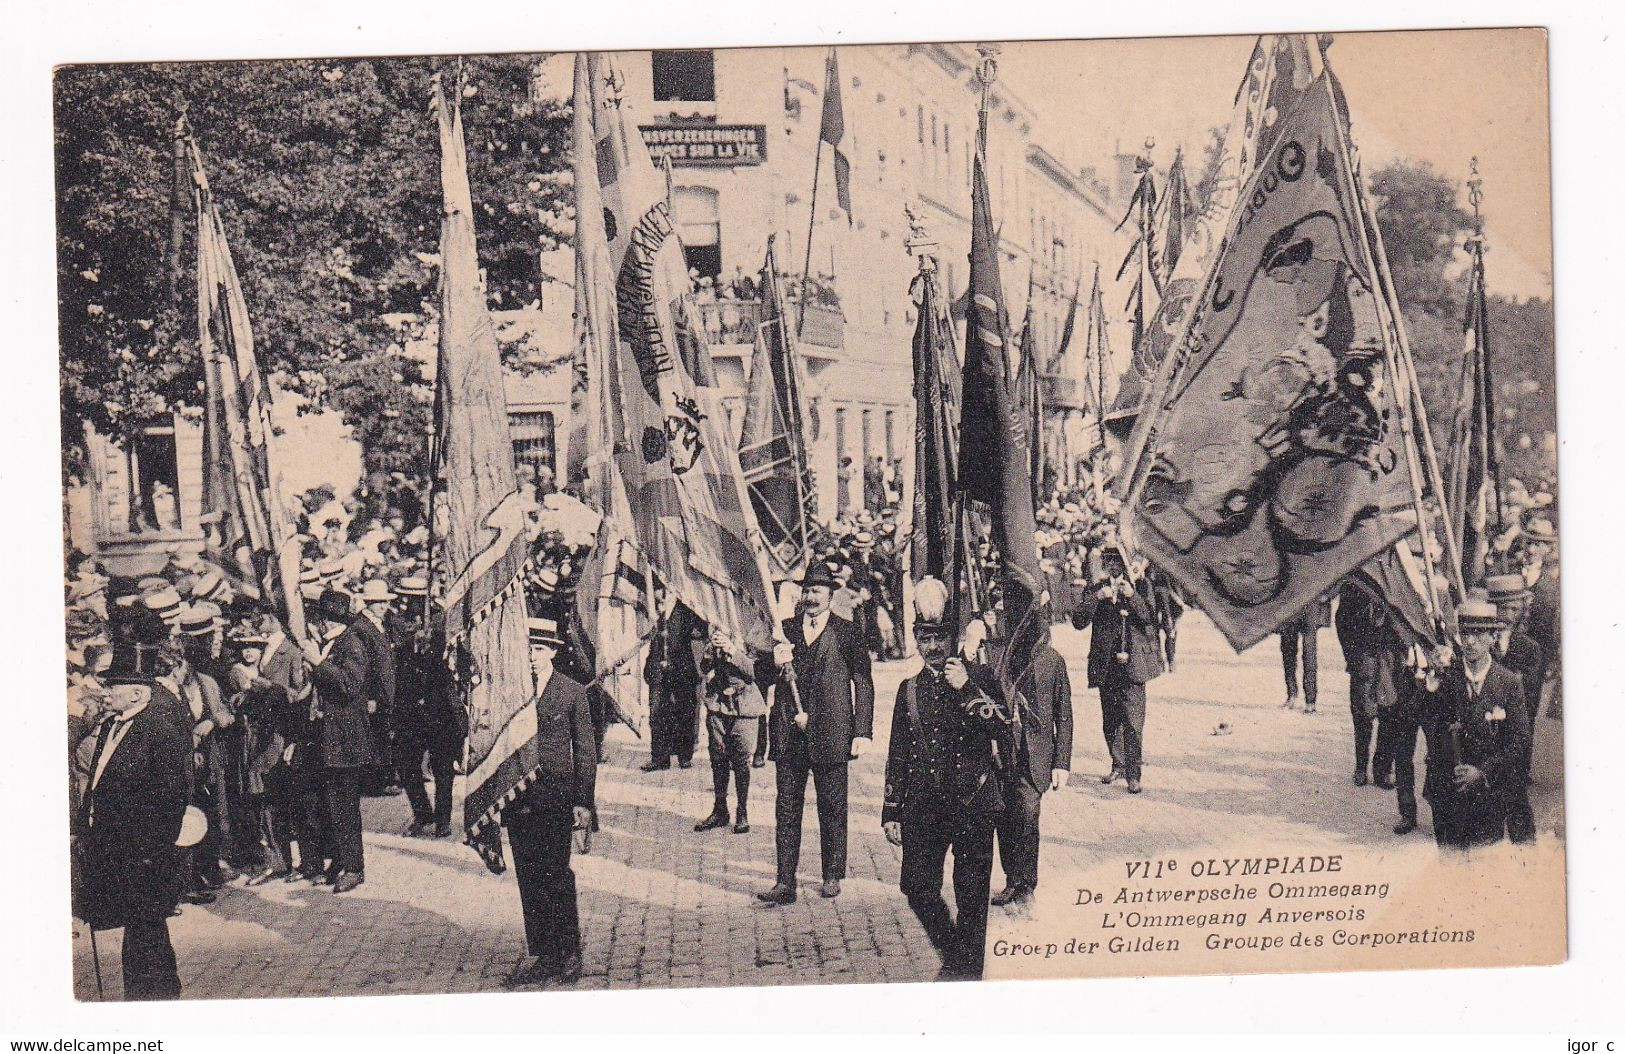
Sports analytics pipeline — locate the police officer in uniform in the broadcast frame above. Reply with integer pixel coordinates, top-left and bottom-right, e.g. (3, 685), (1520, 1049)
(881, 578), (1007, 980)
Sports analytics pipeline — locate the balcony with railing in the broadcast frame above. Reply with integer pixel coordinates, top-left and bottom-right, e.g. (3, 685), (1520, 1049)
(695, 298), (845, 352)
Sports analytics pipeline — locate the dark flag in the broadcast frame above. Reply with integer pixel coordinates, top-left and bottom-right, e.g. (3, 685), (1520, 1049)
(1052, 275), (1082, 374)
(820, 48), (853, 224)
(738, 236), (817, 578)
(1156, 148), (1193, 283)
(189, 135), (305, 640)
(959, 144), (1042, 645)
(1445, 233), (1498, 587)
(430, 74), (536, 873)
(1016, 295), (1045, 508)
(909, 260), (964, 587)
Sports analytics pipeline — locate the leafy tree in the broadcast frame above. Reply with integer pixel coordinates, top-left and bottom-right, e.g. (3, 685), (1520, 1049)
(55, 55), (574, 480)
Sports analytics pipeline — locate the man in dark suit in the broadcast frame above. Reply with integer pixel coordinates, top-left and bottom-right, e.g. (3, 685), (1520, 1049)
(392, 578), (464, 839)
(1418, 599), (1531, 850)
(641, 589), (701, 772)
(503, 616), (596, 987)
(1488, 574), (1545, 844)
(759, 565), (875, 903)
(303, 584), (396, 893)
(990, 624), (1072, 907)
(1070, 540), (1163, 794)
(882, 578), (1006, 980)
(73, 657), (193, 1000)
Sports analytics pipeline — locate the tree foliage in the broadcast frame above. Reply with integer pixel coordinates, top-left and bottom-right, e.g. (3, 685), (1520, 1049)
(55, 55), (573, 480)
(1368, 158), (1557, 495)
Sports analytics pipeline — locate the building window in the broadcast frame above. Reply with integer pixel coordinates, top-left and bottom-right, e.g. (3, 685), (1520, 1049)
(673, 185), (722, 279)
(651, 50), (716, 103)
(125, 422), (182, 534)
(509, 410), (558, 491)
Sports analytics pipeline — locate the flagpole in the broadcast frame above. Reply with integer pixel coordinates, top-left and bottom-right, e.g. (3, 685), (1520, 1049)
(796, 52), (832, 338)
(1466, 158), (1505, 547)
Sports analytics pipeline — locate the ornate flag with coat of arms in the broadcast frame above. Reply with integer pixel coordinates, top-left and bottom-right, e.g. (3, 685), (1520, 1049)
(571, 52), (777, 655)
(1121, 70), (1423, 651)
(429, 76), (536, 873)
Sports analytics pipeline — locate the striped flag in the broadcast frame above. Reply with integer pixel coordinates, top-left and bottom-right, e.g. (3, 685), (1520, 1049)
(189, 135), (305, 641)
(429, 75), (535, 873)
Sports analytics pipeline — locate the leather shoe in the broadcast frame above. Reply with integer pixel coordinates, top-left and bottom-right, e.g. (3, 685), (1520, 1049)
(1394, 818), (1418, 835)
(678, 759), (693, 769)
(732, 814), (750, 834)
(1100, 767), (1123, 785)
(990, 885), (1021, 907)
(1374, 776), (1396, 789)
(290, 867), (319, 883)
(1126, 779), (1142, 794)
(751, 757), (767, 769)
(694, 811), (730, 832)
(1353, 769), (1369, 787)
(819, 879), (842, 899)
(406, 820), (433, 838)
(503, 958), (558, 988)
(556, 952), (583, 984)
(756, 883), (796, 905)
(434, 822), (453, 838)
(182, 890), (216, 906)
(639, 759), (670, 773)
(332, 871), (365, 894)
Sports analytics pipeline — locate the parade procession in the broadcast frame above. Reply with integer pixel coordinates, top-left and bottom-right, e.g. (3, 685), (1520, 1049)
(56, 31), (1563, 1001)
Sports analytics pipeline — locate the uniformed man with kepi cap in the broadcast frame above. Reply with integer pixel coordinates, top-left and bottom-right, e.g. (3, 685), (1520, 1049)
(881, 578), (1007, 980)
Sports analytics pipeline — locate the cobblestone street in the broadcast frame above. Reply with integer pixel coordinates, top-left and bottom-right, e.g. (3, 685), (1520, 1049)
(71, 613), (1565, 1000)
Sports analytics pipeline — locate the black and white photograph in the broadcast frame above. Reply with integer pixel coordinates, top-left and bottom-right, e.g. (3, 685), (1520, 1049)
(27, 10), (1596, 1028)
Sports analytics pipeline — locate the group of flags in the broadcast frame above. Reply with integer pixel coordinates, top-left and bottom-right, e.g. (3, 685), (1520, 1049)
(179, 33), (1493, 864)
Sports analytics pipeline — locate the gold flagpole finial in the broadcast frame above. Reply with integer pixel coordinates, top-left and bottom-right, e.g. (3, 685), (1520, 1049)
(1466, 156), (1486, 248)
(903, 202), (938, 272)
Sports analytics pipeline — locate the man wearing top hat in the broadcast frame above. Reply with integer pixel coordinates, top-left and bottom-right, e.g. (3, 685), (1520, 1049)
(1070, 537), (1163, 794)
(759, 562), (875, 904)
(881, 578), (1007, 980)
(301, 584), (395, 892)
(73, 643), (195, 1000)
(503, 615), (596, 987)
(1417, 599), (1531, 850)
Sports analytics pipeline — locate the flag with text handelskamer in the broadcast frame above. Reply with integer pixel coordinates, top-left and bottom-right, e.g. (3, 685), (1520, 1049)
(1121, 73), (1418, 652)
(430, 77), (535, 874)
(738, 236), (816, 579)
(569, 52), (655, 736)
(820, 48), (853, 224)
(574, 51), (776, 653)
(189, 136), (305, 642)
(958, 144), (1041, 655)
(1109, 34), (1316, 429)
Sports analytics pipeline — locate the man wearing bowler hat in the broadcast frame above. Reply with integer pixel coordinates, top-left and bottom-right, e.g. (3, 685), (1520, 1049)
(1487, 574), (1544, 843)
(758, 563), (874, 903)
(1070, 538), (1163, 794)
(301, 584), (395, 892)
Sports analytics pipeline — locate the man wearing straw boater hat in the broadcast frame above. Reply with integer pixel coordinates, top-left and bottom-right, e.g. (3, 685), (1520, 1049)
(1487, 573), (1544, 843)
(72, 639), (195, 999)
(881, 577), (1006, 980)
(1417, 598), (1531, 850)
(502, 615), (596, 988)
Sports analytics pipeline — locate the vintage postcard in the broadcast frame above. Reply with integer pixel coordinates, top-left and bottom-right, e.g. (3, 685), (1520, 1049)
(55, 27), (1561, 1002)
